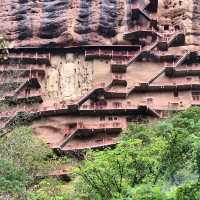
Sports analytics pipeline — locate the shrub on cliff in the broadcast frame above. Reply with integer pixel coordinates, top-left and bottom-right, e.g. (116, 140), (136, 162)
(0, 159), (30, 199)
(0, 126), (53, 176)
(0, 126), (69, 199)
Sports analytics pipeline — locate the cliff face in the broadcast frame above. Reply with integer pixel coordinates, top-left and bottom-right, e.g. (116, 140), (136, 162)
(158, 0), (200, 47)
(0, 0), (126, 47)
(2, 0), (199, 48)
(192, 0), (200, 46)
(2, 0), (200, 152)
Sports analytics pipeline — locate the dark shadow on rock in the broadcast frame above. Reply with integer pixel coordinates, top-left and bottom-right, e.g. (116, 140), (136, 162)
(98, 0), (117, 38)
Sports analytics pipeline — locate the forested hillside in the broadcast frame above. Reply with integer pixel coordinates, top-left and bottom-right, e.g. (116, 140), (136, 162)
(1, 107), (200, 200)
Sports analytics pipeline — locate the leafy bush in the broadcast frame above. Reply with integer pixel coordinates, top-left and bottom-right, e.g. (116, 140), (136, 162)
(0, 159), (30, 199)
(176, 182), (200, 200)
(0, 126), (53, 176)
(28, 178), (70, 200)
(75, 107), (200, 200)
(0, 126), (71, 199)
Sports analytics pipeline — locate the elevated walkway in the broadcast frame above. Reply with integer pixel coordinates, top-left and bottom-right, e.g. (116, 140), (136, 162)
(157, 31), (185, 51)
(0, 52), (51, 65)
(0, 66), (45, 77)
(134, 82), (200, 92)
(148, 50), (191, 84)
(56, 121), (125, 151)
(85, 49), (135, 60)
(165, 65), (200, 77)
(124, 27), (161, 41)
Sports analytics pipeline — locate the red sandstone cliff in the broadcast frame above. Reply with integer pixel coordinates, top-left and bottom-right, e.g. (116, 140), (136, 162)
(0, 0), (127, 47)
(1, 0), (200, 153)
(1, 0), (198, 48)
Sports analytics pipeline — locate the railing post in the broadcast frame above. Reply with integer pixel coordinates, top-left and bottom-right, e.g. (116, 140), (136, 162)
(29, 66), (31, 79)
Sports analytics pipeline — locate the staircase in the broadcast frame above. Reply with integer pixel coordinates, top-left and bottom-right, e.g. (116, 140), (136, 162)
(127, 39), (159, 66)
(148, 69), (165, 84)
(58, 128), (78, 149)
(168, 31), (185, 47)
(175, 50), (190, 68)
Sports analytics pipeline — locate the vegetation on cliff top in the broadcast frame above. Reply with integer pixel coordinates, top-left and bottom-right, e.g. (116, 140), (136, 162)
(1, 107), (200, 199)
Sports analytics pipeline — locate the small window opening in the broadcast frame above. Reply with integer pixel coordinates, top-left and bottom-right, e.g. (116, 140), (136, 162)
(164, 25), (169, 31)
(108, 116), (113, 121)
(174, 90), (179, 97)
(175, 25), (180, 30)
(100, 116), (105, 121)
(192, 91), (200, 101)
(113, 102), (122, 108)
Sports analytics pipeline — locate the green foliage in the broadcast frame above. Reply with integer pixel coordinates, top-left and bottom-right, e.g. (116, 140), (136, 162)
(0, 126), (71, 199)
(176, 182), (200, 200)
(75, 107), (200, 200)
(28, 179), (70, 200)
(0, 126), (53, 176)
(0, 159), (30, 198)
(2, 107), (200, 199)
(131, 184), (170, 200)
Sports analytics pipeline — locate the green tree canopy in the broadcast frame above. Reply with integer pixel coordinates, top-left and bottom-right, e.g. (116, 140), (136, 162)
(0, 126), (70, 199)
(75, 107), (200, 200)
(0, 159), (30, 199)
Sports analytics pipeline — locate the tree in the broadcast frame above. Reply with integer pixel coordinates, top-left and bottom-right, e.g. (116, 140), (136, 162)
(75, 107), (200, 200)
(0, 159), (30, 199)
(0, 126), (54, 176)
(131, 184), (171, 200)
(0, 126), (71, 199)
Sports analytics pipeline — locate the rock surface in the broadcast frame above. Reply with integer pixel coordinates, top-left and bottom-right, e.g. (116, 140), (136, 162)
(0, 0), (125, 47)
(1, 0), (200, 152)
(158, 0), (200, 47)
(0, 0), (199, 47)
